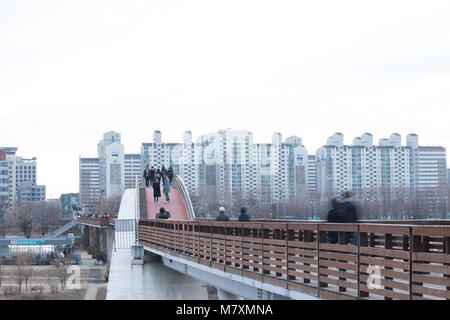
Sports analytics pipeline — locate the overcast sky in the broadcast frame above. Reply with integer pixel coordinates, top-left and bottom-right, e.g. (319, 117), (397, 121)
(1, 0), (449, 198)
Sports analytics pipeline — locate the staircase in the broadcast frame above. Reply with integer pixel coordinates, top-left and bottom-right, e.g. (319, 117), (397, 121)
(45, 218), (79, 239)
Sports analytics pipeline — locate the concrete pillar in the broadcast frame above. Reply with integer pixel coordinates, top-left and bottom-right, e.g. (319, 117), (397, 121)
(105, 228), (115, 276)
(217, 288), (242, 300)
(99, 229), (107, 253)
(88, 227), (95, 254)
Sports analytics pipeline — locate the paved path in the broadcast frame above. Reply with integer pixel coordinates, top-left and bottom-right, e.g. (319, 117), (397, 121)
(84, 283), (107, 300)
(145, 187), (188, 220)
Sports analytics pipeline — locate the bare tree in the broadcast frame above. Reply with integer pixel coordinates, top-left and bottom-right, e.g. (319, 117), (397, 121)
(0, 257), (5, 287)
(22, 256), (33, 292)
(32, 202), (61, 236)
(14, 254), (25, 294)
(11, 204), (33, 238)
(52, 258), (69, 291)
(93, 196), (121, 217)
(0, 213), (10, 238)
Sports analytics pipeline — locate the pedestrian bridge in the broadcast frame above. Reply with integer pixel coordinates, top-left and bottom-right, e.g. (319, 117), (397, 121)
(79, 175), (450, 300)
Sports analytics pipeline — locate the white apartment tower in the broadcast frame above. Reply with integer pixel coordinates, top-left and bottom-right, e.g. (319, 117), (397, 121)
(98, 131), (125, 198)
(316, 133), (446, 207)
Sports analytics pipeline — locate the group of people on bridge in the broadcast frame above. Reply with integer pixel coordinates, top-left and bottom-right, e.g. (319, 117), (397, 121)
(143, 165), (173, 203)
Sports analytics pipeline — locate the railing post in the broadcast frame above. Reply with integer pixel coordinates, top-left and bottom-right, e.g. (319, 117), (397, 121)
(384, 233), (394, 299)
(317, 223), (321, 298)
(409, 226), (413, 300)
(286, 224), (295, 285)
(357, 224), (361, 299)
(209, 222), (213, 264)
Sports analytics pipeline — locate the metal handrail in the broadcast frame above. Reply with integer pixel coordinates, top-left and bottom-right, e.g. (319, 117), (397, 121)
(172, 174), (196, 221)
(135, 175), (140, 244)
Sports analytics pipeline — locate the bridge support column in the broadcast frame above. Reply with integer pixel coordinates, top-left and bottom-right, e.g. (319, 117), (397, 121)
(217, 288), (242, 300)
(105, 228), (115, 279)
(88, 227), (95, 254)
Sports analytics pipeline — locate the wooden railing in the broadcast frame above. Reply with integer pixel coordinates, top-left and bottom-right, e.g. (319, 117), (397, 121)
(138, 220), (450, 300)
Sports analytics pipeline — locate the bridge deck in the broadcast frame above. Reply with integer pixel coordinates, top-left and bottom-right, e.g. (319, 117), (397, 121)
(145, 187), (188, 220)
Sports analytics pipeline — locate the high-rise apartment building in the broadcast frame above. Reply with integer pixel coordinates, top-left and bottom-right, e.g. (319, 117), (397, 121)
(140, 129), (311, 205)
(79, 157), (100, 213)
(0, 147), (45, 207)
(97, 131), (125, 198)
(17, 181), (46, 204)
(316, 133), (447, 208)
(125, 154), (141, 189)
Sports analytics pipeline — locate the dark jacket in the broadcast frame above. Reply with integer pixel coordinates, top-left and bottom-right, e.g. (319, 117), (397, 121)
(143, 169), (151, 179)
(341, 201), (359, 223)
(153, 181), (161, 197)
(149, 169), (155, 180)
(168, 168), (174, 178)
(161, 167), (168, 176)
(156, 210), (171, 219)
(216, 213), (230, 221)
(238, 212), (250, 222)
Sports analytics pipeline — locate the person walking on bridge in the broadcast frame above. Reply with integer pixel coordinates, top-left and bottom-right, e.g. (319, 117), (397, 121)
(167, 167), (174, 185)
(162, 174), (171, 203)
(215, 207), (229, 221)
(152, 177), (161, 203)
(143, 165), (151, 187)
(161, 166), (168, 178)
(149, 166), (155, 185)
(155, 169), (162, 182)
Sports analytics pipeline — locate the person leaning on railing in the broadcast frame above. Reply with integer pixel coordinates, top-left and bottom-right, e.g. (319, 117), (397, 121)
(341, 191), (359, 245)
(238, 206), (250, 222)
(216, 207), (229, 221)
(327, 198), (341, 244)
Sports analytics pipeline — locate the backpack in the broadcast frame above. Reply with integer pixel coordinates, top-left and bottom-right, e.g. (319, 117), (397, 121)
(160, 210), (171, 219)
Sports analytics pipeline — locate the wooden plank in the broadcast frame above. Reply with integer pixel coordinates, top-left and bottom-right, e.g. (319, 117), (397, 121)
(288, 270), (318, 281)
(368, 288), (409, 300)
(288, 264), (318, 274)
(413, 252), (450, 264)
(263, 252), (286, 260)
(288, 256), (317, 265)
(360, 256), (409, 270)
(412, 226), (450, 237)
(319, 224), (358, 232)
(262, 260), (287, 268)
(412, 263), (450, 274)
(319, 267), (358, 280)
(412, 285), (450, 299)
(319, 244), (357, 253)
(319, 277), (358, 290)
(288, 242), (317, 249)
(319, 259), (357, 271)
(319, 251), (358, 262)
(262, 239), (286, 246)
(413, 274), (450, 287)
(360, 225), (410, 235)
(288, 247), (318, 256)
(360, 247), (409, 260)
(242, 261), (263, 268)
(359, 275), (409, 291)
